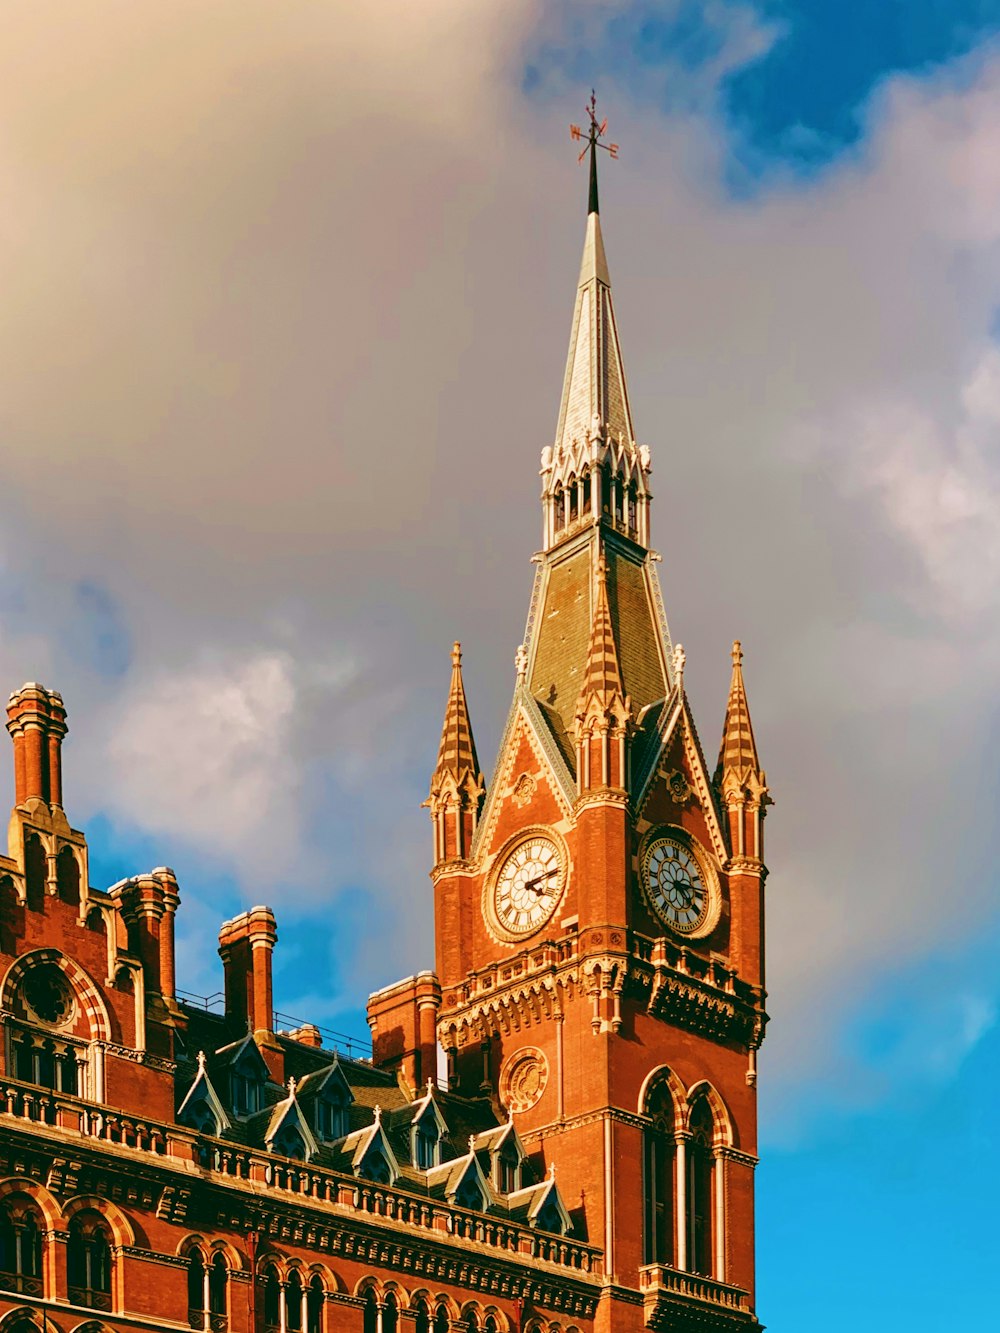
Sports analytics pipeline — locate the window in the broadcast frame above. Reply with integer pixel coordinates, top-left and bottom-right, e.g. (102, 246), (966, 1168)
(0, 1200), (43, 1296)
(455, 1172), (485, 1212)
(383, 1291), (399, 1333)
(56, 846), (80, 907)
(188, 1247), (207, 1322)
(24, 834), (46, 912)
(209, 1252), (228, 1324)
(434, 1304), (450, 1333)
(496, 1147), (520, 1194)
(315, 1093), (349, 1142)
(363, 1290), (379, 1333)
(67, 1211), (112, 1310)
(273, 1121), (308, 1161)
(306, 1275), (325, 1333)
(262, 1264), (282, 1332)
(230, 1059), (263, 1117)
(359, 1143), (392, 1185)
(413, 1298), (430, 1333)
(11, 963), (83, 1096)
(287, 1270), (304, 1333)
(687, 1099), (715, 1277)
(643, 1080), (675, 1266)
(413, 1120), (439, 1170)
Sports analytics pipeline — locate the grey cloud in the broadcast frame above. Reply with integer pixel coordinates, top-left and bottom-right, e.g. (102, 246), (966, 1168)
(1, 4), (998, 1130)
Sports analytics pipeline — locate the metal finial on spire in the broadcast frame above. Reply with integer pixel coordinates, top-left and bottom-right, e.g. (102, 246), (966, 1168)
(570, 91), (619, 216)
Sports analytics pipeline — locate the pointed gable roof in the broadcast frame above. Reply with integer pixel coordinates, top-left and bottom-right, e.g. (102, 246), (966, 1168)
(264, 1080), (319, 1160)
(337, 1106), (401, 1182)
(715, 640), (767, 799)
(177, 1052), (231, 1134)
(507, 1171), (573, 1235)
(428, 642), (484, 806)
(425, 1142), (492, 1209)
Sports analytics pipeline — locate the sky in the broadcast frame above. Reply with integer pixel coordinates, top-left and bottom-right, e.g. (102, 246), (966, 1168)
(1, 3), (998, 1328)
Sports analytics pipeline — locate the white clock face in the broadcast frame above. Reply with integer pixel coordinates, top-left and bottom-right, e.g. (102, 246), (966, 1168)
(493, 837), (564, 937)
(643, 837), (709, 933)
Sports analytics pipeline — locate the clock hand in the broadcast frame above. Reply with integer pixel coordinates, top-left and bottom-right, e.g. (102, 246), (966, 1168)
(523, 869), (559, 894)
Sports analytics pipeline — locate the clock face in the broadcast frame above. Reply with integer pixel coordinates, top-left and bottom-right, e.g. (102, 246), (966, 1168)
(643, 837), (709, 933)
(493, 836), (564, 937)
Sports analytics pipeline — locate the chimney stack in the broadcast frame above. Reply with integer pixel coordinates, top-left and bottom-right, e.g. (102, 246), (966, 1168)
(6, 683), (68, 808)
(219, 907), (278, 1040)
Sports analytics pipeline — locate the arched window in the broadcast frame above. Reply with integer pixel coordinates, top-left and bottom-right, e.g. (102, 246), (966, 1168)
(627, 485), (637, 534)
(382, 1291), (399, 1333)
(582, 469), (592, 514)
(0, 1200), (43, 1295)
(230, 1058), (263, 1117)
(363, 1289), (379, 1333)
(568, 476), (578, 524)
(24, 834), (46, 912)
(273, 1121), (307, 1161)
(306, 1275), (325, 1333)
(434, 1303), (450, 1333)
(209, 1251), (228, 1323)
(56, 846), (80, 907)
(187, 1246), (207, 1322)
(464, 1311), (480, 1333)
(484, 1316), (497, 1333)
(554, 486), (565, 532)
(413, 1118), (440, 1170)
(262, 1264), (282, 1332)
(413, 1297), (430, 1333)
(287, 1270), (304, 1333)
(688, 1098), (716, 1277)
(643, 1078), (675, 1265)
(455, 1172), (484, 1211)
(67, 1210), (112, 1310)
(315, 1088), (350, 1142)
(11, 963), (81, 1095)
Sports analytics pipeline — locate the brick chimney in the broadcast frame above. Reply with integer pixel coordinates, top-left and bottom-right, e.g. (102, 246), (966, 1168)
(367, 971), (441, 1092)
(219, 907), (278, 1040)
(111, 873), (167, 995)
(6, 683), (68, 808)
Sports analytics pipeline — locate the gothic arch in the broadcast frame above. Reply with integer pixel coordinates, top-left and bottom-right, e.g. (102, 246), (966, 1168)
(1, 949), (112, 1042)
(637, 1064), (686, 1131)
(0, 1309), (64, 1333)
(382, 1279), (410, 1309)
(306, 1261), (344, 1294)
(684, 1081), (735, 1148)
(353, 1274), (385, 1300)
(62, 1195), (134, 1247)
(0, 1176), (64, 1229)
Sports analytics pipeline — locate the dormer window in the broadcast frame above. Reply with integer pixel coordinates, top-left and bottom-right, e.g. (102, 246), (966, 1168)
(497, 1146), (521, 1194)
(359, 1144), (392, 1185)
(272, 1121), (307, 1161)
(455, 1172), (487, 1211)
(315, 1090), (350, 1142)
(414, 1121), (439, 1170)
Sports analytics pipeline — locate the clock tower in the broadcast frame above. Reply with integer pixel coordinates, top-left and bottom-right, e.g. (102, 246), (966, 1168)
(427, 116), (770, 1333)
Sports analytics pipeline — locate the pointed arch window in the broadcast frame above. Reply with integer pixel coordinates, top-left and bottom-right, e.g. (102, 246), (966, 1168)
(273, 1121), (308, 1161)
(287, 1270), (305, 1333)
(496, 1144), (521, 1194)
(434, 1302), (450, 1333)
(56, 845), (80, 908)
(315, 1084), (350, 1142)
(413, 1297), (430, 1333)
(209, 1251), (229, 1327)
(643, 1078), (675, 1266)
(383, 1291), (399, 1333)
(306, 1275), (325, 1333)
(363, 1290), (379, 1333)
(67, 1210), (112, 1311)
(262, 1264), (282, 1333)
(687, 1099), (716, 1277)
(0, 1200), (43, 1296)
(24, 834), (46, 912)
(188, 1247), (207, 1324)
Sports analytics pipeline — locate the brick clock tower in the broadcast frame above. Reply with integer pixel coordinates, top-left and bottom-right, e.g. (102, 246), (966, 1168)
(427, 118), (771, 1333)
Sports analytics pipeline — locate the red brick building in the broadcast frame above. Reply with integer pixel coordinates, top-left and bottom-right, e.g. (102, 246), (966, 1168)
(0, 140), (770, 1333)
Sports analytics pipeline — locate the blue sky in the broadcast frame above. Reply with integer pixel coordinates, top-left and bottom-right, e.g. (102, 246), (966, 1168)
(2, 3), (999, 1331)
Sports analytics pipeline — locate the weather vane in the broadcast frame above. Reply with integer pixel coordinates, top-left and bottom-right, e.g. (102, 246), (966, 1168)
(570, 91), (619, 214)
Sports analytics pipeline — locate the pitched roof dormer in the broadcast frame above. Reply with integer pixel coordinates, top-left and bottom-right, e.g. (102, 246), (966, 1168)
(264, 1079), (319, 1161)
(507, 1169), (573, 1236)
(339, 1105), (401, 1185)
(425, 1140), (492, 1212)
(177, 1051), (231, 1137)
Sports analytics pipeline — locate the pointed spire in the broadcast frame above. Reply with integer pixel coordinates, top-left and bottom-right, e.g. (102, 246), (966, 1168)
(716, 641), (765, 793)
(577, 556), (625, 710)
(431, 642), (483, 794)
(426, 642), (485, 862)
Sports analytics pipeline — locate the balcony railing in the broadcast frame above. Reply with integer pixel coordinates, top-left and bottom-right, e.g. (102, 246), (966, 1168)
(0, 1271), (42, 1297)
(68, 1285), (112, 1311)
(0, 1075), (601, 1280)
(639, 1264), (752, 1323)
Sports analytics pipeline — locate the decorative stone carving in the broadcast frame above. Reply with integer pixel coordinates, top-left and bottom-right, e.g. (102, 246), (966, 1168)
(511, 772), (536, 808)
(500, 1048), (548, 1113)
